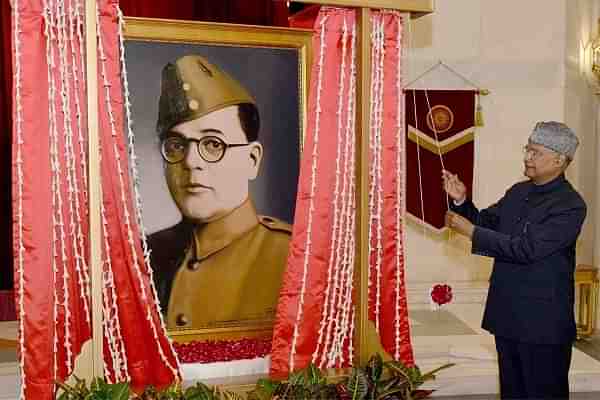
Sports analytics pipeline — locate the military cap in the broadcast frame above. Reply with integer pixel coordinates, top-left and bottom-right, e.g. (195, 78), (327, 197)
(529, 121), (579, 159)
(157, 55), (255, 135)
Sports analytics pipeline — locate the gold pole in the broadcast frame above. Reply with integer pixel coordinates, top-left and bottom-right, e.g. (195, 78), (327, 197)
(85, 0), (104, 377)
(354, 7), (372, 366)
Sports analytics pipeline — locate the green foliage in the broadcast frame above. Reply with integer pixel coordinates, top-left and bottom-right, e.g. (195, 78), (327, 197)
(246, 355), (455, 400)
(56, 379), (241, 400)
(248, 363), (334, 400)
(56, 377), (129, 400)
(345, 368), (369, 400)
(365, 353), (383, 383)
(56, 356), (454, 400)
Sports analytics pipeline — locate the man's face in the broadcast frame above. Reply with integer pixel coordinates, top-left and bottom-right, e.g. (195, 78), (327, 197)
(523, 141), (564, 184)
(164, 106), (262, 223)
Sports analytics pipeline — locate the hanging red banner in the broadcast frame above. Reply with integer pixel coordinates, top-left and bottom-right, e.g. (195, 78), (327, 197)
(404, 90), (476, 231)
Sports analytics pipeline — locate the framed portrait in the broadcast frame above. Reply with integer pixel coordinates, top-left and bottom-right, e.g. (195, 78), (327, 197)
(123, 17), (312, 342)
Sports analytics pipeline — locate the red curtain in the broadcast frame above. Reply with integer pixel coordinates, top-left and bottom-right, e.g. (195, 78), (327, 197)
(119, 0), (289, 26)
(12, 0), (180, 397)
(271, 7), (414, 378)
(271, 8), (359, 377)
(368, 12), (413, 364)
(97, 1), (180, 388)
(0, 0), (13, 291)
(288, 4), (320, 29)
(12, 0), (79, 396)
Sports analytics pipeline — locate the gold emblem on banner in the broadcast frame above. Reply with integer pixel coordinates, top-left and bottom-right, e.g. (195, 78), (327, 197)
(426, 105), (454, 134)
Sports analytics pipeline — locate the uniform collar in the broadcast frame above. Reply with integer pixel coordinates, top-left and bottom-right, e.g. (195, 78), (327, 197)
(531, 173), (566, 194)
(192, 198), (259, 260)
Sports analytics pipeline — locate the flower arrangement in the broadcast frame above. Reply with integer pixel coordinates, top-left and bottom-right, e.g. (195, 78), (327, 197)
(173, 338), (272, 364)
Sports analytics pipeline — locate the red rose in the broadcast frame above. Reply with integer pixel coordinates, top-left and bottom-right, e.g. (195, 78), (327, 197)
(430, 284), (453, 307)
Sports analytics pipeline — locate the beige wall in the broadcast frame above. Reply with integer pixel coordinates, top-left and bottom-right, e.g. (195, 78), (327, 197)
(405, 0), (599, 292)
(565, 0), (600, 327)
(565, 0), (599, 267)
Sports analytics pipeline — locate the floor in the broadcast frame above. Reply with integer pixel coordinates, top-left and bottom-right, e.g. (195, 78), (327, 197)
(0, 348), (16, 364)
(435, 394), (600, 400)
(408, 295), (600, 397)
(574, 334), (600, 361)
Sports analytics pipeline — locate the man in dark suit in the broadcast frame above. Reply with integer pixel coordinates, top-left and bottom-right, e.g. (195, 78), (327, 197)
(442, 121), (586, 399)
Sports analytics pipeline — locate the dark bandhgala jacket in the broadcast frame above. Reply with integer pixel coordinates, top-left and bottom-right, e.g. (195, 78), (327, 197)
(148, 199), (292, 329)
(451, 174), (586, 344)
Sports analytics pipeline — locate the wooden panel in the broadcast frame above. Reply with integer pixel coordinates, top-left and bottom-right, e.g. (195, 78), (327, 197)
(354, 7), (372, 366)
(124, 17), (313, 49)
(84, 0), (104, 379)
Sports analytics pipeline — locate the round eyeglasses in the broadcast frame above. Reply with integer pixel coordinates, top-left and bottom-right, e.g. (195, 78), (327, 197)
(522, 145), (544, 161)
(161, 135), (250, 164)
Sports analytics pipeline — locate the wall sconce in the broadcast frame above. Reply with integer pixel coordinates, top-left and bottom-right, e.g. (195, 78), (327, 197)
(591, 20), (600, 82)
(583, 18), (600, 94)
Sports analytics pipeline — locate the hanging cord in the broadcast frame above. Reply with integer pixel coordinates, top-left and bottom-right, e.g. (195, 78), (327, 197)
(407, 20), (427, 237)
(422, 90), (449, 212)
(404, 59), (488, 94)
(411, 91), (427, 237)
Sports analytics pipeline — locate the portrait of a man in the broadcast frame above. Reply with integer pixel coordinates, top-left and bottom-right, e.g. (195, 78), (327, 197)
(127, 47), (302, 330)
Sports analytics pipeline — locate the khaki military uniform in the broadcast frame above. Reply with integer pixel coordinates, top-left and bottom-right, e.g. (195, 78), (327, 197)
(148, 199), (291, 329)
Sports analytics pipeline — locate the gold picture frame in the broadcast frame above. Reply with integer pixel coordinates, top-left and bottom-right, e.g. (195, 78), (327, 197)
(123, 17), (312, 343)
